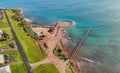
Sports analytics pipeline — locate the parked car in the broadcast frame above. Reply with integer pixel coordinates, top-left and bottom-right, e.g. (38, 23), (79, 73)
(0, 48), (4, 52)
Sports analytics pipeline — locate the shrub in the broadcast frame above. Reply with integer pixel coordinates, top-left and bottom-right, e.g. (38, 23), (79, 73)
(53, 46), (68, 61)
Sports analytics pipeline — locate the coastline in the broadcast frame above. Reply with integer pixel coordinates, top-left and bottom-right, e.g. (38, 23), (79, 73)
(2, 8), (83, 73)
(24, 18), (32, 23)
(24, 17), (75, 42)
(1, 0), (119, 72)
(19, 9), (81, 73)
(23, 17), (78, 58)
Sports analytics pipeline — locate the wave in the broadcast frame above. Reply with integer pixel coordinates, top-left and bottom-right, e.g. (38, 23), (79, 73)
(23, 18), (32, 22)
(80, 57), (96, 63)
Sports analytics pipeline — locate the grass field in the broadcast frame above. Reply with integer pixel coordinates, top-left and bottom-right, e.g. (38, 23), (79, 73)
(6, 10), (46, 63)
(1, 28), (13, 38)
(10, 63), (27, 73)
(68, 61), (75, 73)
(0, 50), (22, 62)
(0, 10), (9, 28)
(33, 63), (59, 73)
(0, 28), (14, 48)
(66, 69), (70, 73)
(0, 10), (14, 48)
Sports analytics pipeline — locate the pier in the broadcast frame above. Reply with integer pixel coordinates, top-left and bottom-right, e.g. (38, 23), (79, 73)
(68, 28), (92, 60)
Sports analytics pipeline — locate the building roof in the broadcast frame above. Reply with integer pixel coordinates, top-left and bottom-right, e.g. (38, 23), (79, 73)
(0, 65), (11, 73)
(0, 54), (4, 64)
(35, 32), (42, 35)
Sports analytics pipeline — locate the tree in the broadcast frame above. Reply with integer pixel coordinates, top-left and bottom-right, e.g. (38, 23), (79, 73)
(9, 42), (15, 48)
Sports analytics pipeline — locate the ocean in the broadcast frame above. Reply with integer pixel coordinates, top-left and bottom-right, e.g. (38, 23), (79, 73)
(0, 0), (120, 73)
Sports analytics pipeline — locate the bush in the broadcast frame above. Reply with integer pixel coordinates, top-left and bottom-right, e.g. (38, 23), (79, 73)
(0, 31), (9, 41)
(0, 11), (3, 21)
(9, 42), (15, 48)
(53, 46), (68, 61)
(12, 10), (35, 39)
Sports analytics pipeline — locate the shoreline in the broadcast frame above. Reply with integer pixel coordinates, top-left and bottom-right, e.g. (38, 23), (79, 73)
(23, 16), (78, 60)
(17, 8), (75, 49)
(19, 9), (81, 73)
(24, 17), (75, 42)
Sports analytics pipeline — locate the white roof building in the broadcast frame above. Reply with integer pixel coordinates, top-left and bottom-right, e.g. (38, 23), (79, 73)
(0, 65), (11, 73)
(35, 32), (43, 36)
(0, 54), (4, 64)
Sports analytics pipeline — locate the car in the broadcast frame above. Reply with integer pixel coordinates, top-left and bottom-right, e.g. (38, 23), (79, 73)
(0, 48), (4, 52)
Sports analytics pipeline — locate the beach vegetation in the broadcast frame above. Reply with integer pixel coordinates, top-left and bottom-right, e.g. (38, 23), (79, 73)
(53, 45), (68, 61)
(19, 20), (35, 38)
(12, 9), (35, 38)
(0, 10), (3, 22)
(12, 9), (22, 22)
(6, 10), (47, 63)
(67, 61), (75, 73)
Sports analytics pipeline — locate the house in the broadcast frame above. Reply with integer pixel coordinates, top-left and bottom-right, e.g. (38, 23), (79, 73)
(0, 65), (11, 73)
(0, 54), (4, 64)
(0, 30), (3, 39)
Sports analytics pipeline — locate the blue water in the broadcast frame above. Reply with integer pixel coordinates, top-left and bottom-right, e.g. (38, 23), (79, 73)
(1, 0), (120, 73)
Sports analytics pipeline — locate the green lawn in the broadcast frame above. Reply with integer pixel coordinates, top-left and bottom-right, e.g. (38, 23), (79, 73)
(0, 28), (14, 48)
(67, 61), (75, 73)
(1, 28), (13, 38)
(33, 63), (59, 73)
(0, 10), (9, 28)
(6, 10), (46, 63)
(10, 63), (27, 73)
(0, 50), (22, 62)
(65, 69), (70, 73)
(0, 40), (10, 48)
(0, 28), (13, 48)
(0, 10), (14, 48)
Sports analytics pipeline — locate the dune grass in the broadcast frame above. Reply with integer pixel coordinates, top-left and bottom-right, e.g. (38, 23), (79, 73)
(6, 10), (46, 63)
(10, 63), (27, 73)
(33, 63), (59, 73)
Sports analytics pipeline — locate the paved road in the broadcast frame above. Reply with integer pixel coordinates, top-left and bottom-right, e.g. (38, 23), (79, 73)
(4, 10), (32, 73)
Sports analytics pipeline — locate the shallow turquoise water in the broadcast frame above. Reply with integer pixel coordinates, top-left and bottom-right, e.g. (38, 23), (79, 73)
(0, 0), (120, 73)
